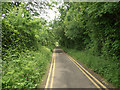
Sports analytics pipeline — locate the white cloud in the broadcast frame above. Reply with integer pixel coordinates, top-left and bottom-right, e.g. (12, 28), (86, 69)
(33, 0), (64, 22)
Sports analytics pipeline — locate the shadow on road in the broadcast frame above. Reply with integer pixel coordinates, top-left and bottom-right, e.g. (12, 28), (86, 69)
(54, 46), (63, 53)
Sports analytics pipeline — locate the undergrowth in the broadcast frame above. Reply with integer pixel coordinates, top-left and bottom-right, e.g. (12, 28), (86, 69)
(2, 46), (52, 88)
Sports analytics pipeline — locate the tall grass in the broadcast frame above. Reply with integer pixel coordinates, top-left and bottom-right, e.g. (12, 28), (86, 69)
(2, 46), (52, 88)
(63, 47), (119, 88)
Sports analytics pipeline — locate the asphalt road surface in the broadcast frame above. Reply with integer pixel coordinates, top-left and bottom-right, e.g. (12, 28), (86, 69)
(45, 47), (108, 89)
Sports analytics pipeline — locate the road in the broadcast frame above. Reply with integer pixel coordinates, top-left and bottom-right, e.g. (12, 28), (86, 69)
(45, 47), (108, 89)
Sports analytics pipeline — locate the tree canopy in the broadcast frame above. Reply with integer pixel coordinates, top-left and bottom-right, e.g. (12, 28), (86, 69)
(53, 2), (120, 61)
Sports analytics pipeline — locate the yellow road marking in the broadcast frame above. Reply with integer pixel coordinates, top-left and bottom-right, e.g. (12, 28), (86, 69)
(67, 55), (101, 89)
(50, 53), (56, 88)
(45, 53), (54, 88)
(68, 55), (107, 89)
(66, 53), (108, 89)
(46, 50), (107, 89)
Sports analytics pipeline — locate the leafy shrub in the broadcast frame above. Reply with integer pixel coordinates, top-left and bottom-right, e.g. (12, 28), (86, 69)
(2, 47), (52, 88)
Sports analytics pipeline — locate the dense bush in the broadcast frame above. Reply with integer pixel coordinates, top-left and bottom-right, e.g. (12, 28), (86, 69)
(2, 47), (52, 88)
(53, 2), (120, 60)
(2, 2), (55, 88)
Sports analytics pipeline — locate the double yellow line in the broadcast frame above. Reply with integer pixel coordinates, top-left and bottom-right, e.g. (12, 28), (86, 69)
(45, 50), (108, 89)
(45, 52), (56, 88)
(65, 53), (108, 90)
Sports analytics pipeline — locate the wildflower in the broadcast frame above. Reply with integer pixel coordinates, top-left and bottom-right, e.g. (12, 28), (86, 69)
(27, 73), (28, 75)
(25, 77), (27, 79)
(2, 71), (5, 73)
(22, 75), (24, 77)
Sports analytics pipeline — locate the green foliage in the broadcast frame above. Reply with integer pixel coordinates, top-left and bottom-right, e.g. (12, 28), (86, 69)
(2, 5), (54, 52)
(2, 46), (52, 88)
(2, 2), (55, 88)
(63, 48), (120, 88)
(54, 2), (120, 60)
(2, 1), (120, 88)
(2, 2), (55, 54)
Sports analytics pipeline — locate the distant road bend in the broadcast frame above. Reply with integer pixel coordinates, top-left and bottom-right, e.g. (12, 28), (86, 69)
(45, 47), (109, 89)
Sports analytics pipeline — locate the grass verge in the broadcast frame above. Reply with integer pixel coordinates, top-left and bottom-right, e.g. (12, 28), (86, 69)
(62, 47), (119, 88)
(2, 46), (52, 88)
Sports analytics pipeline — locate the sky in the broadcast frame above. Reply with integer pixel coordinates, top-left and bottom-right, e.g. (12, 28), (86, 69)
(33, 0), (64, 22)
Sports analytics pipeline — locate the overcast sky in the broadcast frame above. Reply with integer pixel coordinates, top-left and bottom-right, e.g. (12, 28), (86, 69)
(33, 0), (64, 22)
